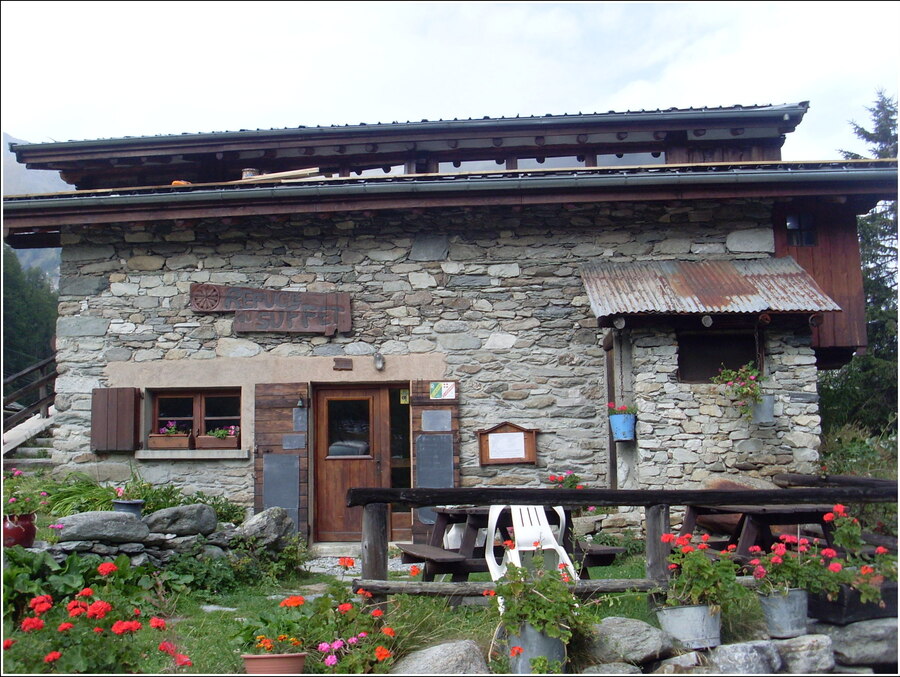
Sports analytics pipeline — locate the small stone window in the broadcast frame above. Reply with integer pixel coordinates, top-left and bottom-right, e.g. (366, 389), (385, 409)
(677, 331), (761, 383)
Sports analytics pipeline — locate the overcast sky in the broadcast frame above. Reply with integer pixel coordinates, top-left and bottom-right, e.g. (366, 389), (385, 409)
(1, 1), (897, 162)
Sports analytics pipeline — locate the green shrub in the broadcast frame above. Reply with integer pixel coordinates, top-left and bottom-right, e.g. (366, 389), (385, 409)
(186, 491), (247, 525)
(48, 472), (117, 516)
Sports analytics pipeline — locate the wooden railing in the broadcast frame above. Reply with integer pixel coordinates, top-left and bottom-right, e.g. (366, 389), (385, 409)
(3, 355), (56, 433)
(347, 485), (898, 604)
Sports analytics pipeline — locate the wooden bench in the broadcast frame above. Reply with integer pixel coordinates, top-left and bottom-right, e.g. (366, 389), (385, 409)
(572, 543), (627, 576)
(395, 543), (488, 582)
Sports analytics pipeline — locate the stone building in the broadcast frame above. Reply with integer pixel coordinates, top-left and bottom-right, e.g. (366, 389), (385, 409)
(4, 103), (897, 544)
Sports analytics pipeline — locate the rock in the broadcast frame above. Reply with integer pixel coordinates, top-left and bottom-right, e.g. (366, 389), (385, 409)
(707, 640), (782, 673)
(143, 504), (218, 536)
(652, 651), (709, 673)
(205, 528), (238, 548)
(390, 639), (489, 674)
(587, 617), (675, 664)
(809, 618), (898, 665)
(582, 662), (642, 673)
(772, 634), (834, 674)
(56, 511), (150, 544)
(232, 507), (295, 551)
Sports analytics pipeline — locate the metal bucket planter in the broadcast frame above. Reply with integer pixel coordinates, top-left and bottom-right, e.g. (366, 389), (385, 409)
(751, 395), (776, 425)
(759, 588), (808, 638)
(112, 499), (145, 517)
(656, 604), (721, 649)
(507, 623), (566, 674)
(609, 414), (636, 442)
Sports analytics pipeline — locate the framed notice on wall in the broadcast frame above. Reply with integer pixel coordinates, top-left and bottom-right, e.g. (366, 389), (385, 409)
(476, 422), (538, 466)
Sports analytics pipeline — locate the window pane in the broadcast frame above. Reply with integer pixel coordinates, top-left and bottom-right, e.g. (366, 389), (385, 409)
(205, 396), (240, 417)
(678, 333), (758, 383)
(156, 396), (193, 433)
(327, 399), (371, 456)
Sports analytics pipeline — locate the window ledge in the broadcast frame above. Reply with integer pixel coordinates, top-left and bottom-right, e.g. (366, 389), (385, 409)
(135, 448), (249, 461)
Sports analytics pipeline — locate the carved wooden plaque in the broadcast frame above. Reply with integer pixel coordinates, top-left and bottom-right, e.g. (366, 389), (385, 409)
(190, 283), (351, 336)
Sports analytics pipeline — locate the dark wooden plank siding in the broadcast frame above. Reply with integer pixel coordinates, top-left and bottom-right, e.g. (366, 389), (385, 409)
(254, 383), (310, 537)
(774, 201), (867, 355)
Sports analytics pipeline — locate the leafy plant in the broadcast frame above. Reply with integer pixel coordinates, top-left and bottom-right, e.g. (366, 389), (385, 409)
(487, 545), (588, 644)
(605, 401), (637, 415)
(205, 425), (239, 439)
(710, 361), (764, 418)
(743, 534), (842, 597)
(659, 533), (749, 612)
(3, 468), (54, 516)
(157, 420), (189, 435)
(547, 470), (595, 516)
(186, 491), (247, 525)
(48, 472), (117, 516)
(3, 590), (193, 673)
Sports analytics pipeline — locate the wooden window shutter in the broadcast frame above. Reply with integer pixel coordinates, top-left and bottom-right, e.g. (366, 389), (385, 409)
(91, 387), (141, 451)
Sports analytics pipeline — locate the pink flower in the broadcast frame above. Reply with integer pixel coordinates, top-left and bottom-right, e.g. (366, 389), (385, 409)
(770, 555), (783, 564)
(324, 655), (338, 667)
(875, 546), (888, 555)
(318, 642), (331, 652)
(753, 565), (767, 579)
(828, 562), (843, 573)
(821, 548), (838, 559)
(331, 640), (344, 650)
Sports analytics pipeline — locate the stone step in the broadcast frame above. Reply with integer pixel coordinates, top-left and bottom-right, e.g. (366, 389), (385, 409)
(3, 456), (57, 473)
(10, 445), (54, 458)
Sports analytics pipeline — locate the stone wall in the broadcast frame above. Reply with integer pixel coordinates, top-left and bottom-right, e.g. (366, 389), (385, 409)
(51, 199), (820, 510)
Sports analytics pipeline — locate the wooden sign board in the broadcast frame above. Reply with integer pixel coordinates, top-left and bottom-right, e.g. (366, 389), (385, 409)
(189, 283), (351, 336)
(476, 422), (538, 466)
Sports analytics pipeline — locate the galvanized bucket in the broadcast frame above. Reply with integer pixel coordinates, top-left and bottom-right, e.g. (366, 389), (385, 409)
(759, 588), (808, 638)
(507, 623), (566, 673)
(656, 604), (721, 649)
(751, 394), (776, 425)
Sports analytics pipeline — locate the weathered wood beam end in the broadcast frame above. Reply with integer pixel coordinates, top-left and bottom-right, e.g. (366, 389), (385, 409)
(360, 503), (389, 607)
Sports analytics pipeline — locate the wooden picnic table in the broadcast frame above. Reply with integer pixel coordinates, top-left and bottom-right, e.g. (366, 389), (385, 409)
(395, 505), (624, 581)
(678, 503), (835, 556)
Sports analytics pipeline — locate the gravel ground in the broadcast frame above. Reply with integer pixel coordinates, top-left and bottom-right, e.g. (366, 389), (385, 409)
(303, 555), (409, 577)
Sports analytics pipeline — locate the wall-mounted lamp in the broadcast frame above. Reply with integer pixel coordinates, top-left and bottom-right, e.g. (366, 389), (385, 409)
(296, 396), (305, 408)
(373, 352), (386, 371)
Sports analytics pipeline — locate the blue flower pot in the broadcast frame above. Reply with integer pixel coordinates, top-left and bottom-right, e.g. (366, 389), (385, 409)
(609, 414), (636, 442)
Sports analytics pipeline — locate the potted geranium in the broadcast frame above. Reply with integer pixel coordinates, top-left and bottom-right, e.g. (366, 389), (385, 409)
(745, 534), (842, 638)
(3, 468), (51, 548)
(606, 401), (637, 441)
(486, 543), (588, 673)
(196, 425), (240, 449)
(807, 504), (898, 625)
(656, 533), (749, 649)
(710, 362), (772, 422)
(147, 420), (193, 450)
(234, 584), (397, 673)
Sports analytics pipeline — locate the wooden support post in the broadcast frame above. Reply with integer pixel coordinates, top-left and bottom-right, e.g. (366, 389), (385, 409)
(361, 503), (389, 606)
(645, 504), (670, 583)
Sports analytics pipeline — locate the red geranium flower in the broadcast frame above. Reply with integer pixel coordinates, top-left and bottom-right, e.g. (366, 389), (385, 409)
(382, 626), (396, 637)
(57, 622), (74, 632)
(44, 651), (62, 663)
(4, 639), (17, 650)
(175, 654), (192, 666)
(337, 602), (353, 614)
(374, 646), (392, 662)
(97, 562), (118, 576)
(409, 565), (421, 577)
(150, 617), (167, 630)
(510, 646), (524, 657)
(76, 587), (94, 597)
(371, 608), (384, 617)
(159, 641), (177, 656)
(21, 617), (45, 632)
(279, 596), (305, 607)
(87, 600), (113, 619)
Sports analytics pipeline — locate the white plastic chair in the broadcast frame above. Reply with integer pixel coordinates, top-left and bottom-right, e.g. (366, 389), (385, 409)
(485, 505), (580, 583)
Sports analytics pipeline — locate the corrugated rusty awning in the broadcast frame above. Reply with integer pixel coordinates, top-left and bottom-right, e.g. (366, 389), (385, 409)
(580, 257), (841, 325)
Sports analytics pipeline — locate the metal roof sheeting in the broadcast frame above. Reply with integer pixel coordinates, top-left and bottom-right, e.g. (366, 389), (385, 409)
(580, 257), (841, 320)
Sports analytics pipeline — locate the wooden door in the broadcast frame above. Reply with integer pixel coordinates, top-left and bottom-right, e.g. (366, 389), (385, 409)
(314, 387), (390, 541)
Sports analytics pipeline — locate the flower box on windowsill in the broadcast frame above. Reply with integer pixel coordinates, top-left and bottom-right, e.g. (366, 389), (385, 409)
(147, 433), (194, 450)
(195, 435), (240, 450)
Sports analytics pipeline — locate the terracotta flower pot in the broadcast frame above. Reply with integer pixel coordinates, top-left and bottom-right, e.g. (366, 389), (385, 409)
(4, 513), (37, 548)
(240, 652), (307, 674)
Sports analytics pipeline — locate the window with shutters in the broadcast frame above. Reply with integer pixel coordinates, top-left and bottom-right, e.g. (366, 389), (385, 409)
(151, 389), (241, 437)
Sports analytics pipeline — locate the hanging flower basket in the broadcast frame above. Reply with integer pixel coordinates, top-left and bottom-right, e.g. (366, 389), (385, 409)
(609, 414), (636, 442)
